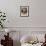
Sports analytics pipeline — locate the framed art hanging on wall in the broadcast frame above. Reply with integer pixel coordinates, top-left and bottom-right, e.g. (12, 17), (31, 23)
(20, 6), (29, 17)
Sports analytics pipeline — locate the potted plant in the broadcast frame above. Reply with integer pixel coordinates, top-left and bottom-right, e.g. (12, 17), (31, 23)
(0, 10), (6, 28)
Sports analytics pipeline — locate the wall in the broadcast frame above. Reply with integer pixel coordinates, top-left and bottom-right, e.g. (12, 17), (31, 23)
(0, 0), (46, 28)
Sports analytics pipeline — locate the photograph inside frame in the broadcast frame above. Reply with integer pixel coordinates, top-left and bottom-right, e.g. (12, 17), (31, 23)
(20, 6), (29, 17)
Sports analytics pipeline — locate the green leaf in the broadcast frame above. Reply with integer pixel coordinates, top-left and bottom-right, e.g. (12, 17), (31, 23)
(0, 12), (2, 13)
(3, 16), (6, 17)
(1, 19), (6, 21)
(0, 15), (2, 17)
(4, 13), (5, 15)
(0, 21), (1, 23)
(1, 25), (3, 28)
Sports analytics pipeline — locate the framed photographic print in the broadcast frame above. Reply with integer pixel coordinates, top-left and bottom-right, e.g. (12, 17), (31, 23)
(20, 6), (29, 17)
